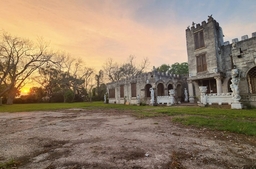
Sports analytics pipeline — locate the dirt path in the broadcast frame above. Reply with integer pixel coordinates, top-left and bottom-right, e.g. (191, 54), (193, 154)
(0, 109), (255, 169)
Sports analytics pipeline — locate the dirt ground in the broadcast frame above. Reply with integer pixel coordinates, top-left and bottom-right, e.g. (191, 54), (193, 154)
(0, 108), (255, 169)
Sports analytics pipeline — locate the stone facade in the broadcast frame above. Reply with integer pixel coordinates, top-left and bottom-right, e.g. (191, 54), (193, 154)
(106, 69), (187, 105)
(186, 16), (256, 107)
(107, 16), (256, 107)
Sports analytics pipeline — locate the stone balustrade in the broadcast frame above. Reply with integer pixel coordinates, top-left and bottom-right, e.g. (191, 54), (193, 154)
(157, 96), (171, 104)
(206, 93), (233, 105)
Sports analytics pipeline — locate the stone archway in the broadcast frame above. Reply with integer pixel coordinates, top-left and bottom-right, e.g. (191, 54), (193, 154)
(157, 83), (164, 96)
(145, 84), (152, 97)
(247, 66), (256, 93)
(167, 84), (173, 91)
(176, 84), (182, 102)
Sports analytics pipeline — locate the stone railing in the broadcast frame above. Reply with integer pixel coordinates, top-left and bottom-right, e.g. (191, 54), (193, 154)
(156, 89), (175, 106)
(206, 93), (233, 105)
(157, 96), (171, 104)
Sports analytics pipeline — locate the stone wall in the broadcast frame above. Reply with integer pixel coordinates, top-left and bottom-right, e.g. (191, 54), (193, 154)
(106, 70), (187, 105)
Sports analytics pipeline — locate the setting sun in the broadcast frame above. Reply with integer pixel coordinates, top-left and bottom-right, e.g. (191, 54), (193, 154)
(20, 87), (29, 95)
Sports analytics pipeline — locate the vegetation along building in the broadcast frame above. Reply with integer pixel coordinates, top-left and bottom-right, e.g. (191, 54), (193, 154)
(107, 16), (256, 107)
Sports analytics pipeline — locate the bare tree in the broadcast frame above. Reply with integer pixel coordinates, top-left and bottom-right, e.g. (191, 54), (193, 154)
(103, 55), (150, 82)
(0, 32), (52, 104)
(34, 53), (95, 102)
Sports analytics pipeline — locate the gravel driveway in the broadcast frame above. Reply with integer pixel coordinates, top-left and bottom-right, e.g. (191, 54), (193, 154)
(0, 109), (255, 169)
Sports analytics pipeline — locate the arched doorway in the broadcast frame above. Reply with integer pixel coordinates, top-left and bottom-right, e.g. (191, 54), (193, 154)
(248, 66), (256, 93)
(176, 84), (182, 102)
(167, 84), (173, 91)
(145, 84), (152, 97)
(157, 83), (164, 96)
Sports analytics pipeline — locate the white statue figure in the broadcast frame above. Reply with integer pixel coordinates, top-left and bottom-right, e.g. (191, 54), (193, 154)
(149, 87), (154, 105)
(230, 69), (241, 102)
(199, 86), (207, 105)
(168, 89), (175, 106)
(104, 93), (106, 103)
(136, 94), (140, 105)
(184, 88), (188, 102)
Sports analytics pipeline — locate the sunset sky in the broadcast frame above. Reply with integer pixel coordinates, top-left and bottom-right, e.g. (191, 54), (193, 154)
(1, 0), (256, 72)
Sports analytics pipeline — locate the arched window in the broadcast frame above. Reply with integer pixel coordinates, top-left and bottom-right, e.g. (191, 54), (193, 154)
(157, 83), (164, 96)
(145, 84), (152, 97)
(248, 67), (256, 93)
(168, 84), (173, 91)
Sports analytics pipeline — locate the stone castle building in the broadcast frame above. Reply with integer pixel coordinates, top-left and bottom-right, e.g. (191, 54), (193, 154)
(106, 69), (187, 105)
(107, 16), (256, 107)
(186, 16), (256, 107)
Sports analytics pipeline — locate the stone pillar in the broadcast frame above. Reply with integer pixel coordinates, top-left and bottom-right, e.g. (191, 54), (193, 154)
(188, 80), (195, 103)
(215, 76), (222, 94)
(199, 86), (207, 106)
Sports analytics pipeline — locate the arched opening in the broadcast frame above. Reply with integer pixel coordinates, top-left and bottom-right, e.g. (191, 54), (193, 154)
(176, 84), (182, 102)
(167, 84), (173, 91)
(145, 84), (152, 97)
(227, 78), (232, 92)
(157, 83), (164, 96)
(248, 66), (256, 93)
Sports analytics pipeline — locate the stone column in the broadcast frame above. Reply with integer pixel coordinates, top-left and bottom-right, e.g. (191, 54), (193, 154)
(199, 86), (207, 105)
(187, 80), (195, 103)
(214, 76), (222, 94)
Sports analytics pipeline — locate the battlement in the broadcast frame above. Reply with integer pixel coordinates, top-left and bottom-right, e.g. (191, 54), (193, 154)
(223, 32), (256, 46)
(186, 15), (217, 32)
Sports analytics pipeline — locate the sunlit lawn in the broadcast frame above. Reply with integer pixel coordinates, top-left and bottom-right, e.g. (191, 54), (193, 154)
(0, 102), (256, 136)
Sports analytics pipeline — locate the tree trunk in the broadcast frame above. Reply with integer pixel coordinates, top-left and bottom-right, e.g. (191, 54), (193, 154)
(6, 93), (15, 105)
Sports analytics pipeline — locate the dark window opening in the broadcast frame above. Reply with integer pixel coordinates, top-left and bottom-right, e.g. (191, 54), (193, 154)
(248, 67), (256, 93)
(145, 84), (152, 97)
(120, 85), (124, 98)
(131, 83), (136, 97)
(196, 54), (207, 72)
(157, 83), (164, 96)
(194, 30), (205, 49)
(109, 89), (115, 98)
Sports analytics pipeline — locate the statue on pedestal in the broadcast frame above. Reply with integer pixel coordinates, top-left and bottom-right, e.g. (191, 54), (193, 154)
(149, 87), (154, 105)
(184, 88), (188, 102)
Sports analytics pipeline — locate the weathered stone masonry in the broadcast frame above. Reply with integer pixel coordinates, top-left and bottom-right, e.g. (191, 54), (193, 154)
(186, 16), (256, 107)
(107, 16), (256, 107)
(107, 70), (187, 105)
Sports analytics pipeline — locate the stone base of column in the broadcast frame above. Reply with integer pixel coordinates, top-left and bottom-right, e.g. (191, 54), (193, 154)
(189, 97), (195, 103)
(231, 102), (243, 109)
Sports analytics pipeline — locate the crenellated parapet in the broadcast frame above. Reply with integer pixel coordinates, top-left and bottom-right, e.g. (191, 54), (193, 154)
(223, 32), (256, 46)
(186, 15), (217, 32)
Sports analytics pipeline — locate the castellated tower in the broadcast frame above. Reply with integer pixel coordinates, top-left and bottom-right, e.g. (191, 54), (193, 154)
(186, 16), (256, 107)
(186, 16), (225, 103)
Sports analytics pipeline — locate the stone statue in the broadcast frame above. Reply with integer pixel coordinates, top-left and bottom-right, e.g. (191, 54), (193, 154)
(168, 89), (175, 106)
(149, 87), (154, 105)
(230, 69), (241, 102)
(184, 88), (188, 102)
(230, 68), (242, 109)
(232, 42), (236, 49)
(104, 93), (106, 103)
(199, 86), (207, 105)
(136, 94), (140, 105)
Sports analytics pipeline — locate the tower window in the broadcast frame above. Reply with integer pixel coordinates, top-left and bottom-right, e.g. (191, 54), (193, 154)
(131, 83), (136, 97)
(194, 30), (205, 49)
(120, 85), (124, 98)
(196, 54), (207, 72)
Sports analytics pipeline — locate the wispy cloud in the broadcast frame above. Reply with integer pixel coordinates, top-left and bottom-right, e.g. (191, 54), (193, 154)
(0, 0), (255, 71)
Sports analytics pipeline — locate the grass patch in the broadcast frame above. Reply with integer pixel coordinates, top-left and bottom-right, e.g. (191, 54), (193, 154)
(0, 102), (256, 136)
(0, 159), (20, 169)
(173, 116), (256, 136)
